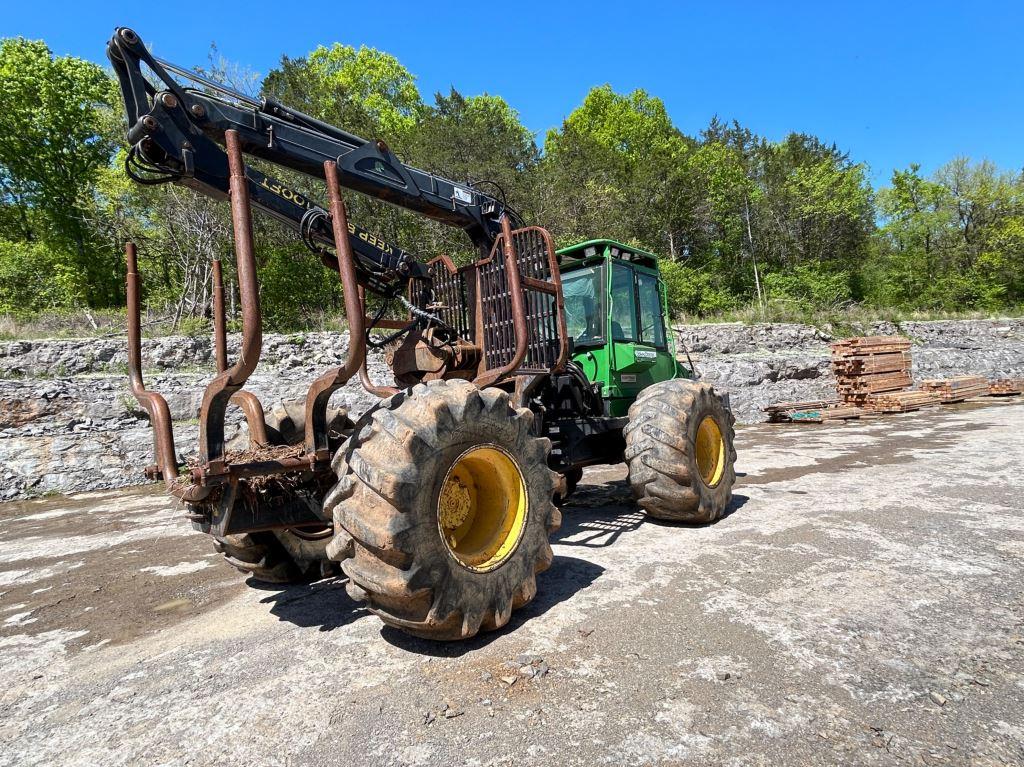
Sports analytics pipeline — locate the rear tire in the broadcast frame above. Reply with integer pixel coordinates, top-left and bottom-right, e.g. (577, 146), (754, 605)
(213, 399), (352, 584)
(324, 379), (560, 640)
(624, 380), (736, 523)
(227, 398), (352, 454)
(213, 531), (328, 584)
(554, 467), (583, 506)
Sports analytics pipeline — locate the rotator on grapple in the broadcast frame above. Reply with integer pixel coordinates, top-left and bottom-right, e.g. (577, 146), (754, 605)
(109, 28), (737, 640)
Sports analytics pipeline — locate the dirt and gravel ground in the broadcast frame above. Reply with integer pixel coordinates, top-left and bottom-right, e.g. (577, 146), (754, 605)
(1, 399), (1022, 766)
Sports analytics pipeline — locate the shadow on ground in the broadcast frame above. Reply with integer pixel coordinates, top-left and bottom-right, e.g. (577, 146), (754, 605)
(252, 479), (746, 651)
(253, 578), (367, 632)
(253, 552), (603, 655)
(557, 478), (750, 543)
(380, 554), (604, 657)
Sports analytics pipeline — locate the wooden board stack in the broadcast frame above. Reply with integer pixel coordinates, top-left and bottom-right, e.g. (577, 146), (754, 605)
(920, 376), (990, 403)
(831, 336), (913, 405)
(866, 390), (942, 413)
(767, 334), (1010, 425)
(988, 378), (1024, 396)
(763, 399), (863, 424)
(764, 398), (839, 423)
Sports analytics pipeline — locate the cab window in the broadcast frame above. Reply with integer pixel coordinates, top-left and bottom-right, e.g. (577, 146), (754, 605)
(562, 265), (605, 347)
(610, 262), (636, 342)
(636, 271), (666, 347)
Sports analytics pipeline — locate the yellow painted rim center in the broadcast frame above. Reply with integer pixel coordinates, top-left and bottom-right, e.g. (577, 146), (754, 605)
(695, 415), (726, 488)
(438, 445), (528, 572)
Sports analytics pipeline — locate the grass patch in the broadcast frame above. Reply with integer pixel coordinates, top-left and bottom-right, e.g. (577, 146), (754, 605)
(675, 300), (1024, 335)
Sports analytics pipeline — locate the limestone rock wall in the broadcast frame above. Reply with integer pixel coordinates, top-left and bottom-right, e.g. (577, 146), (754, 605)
(1, 319), (1022, 499)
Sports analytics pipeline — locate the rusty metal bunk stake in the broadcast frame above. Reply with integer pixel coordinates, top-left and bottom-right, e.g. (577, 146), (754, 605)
(126, 242), (178, 485)
(357, 285), (399, 398)
(302, 160), (370, 460)
(211, 258), (270, 446)
(126, 243), (212, 502)
(197, 130), (263, 472)
(212, 259), (228, 373)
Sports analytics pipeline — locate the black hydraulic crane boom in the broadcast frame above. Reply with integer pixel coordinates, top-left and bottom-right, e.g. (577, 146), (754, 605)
(106, 27), (510, 294)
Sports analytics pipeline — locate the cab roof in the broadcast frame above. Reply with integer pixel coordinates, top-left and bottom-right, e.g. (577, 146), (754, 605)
(556, 239), (660, 269)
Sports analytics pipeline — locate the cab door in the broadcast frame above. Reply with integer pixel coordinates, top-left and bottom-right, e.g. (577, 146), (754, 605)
(607, 262), (653, 413)
(634, 269), (679, 383)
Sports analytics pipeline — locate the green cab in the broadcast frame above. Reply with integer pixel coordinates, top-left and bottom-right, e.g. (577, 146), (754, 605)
(557, 239), (692, 417)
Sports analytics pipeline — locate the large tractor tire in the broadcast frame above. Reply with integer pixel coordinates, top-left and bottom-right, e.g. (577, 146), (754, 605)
(324, 379), (561, 641)
(554, 467), (583, 506)
(213, 399), (353, 584)
(213, 530), (331, 584)
(227, 398), (352, 454)
(624, 379), (736, 523)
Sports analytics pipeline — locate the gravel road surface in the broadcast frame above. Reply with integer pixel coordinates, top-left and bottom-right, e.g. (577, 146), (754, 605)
(1, 399), (1022, 766)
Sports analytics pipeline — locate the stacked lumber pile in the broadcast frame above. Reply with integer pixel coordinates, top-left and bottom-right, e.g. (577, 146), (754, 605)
(831, 336), (913, 405)
(866, 390), (942, 413)
(767, 334), (1014, 424)
(764, 398), (839, 423)
(763, 399), (863, 424)
(920, 376), (990, 403)
(988, 378), (1024, 396)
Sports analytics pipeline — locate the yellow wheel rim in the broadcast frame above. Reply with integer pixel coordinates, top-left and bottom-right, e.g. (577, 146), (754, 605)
(438, 445), (528, 572)
(695, 415), (726, 488)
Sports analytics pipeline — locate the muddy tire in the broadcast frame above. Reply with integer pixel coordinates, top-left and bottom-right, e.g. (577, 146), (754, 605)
(226, 398), (352, 453)
(213, 530), (330, 583)
(554, 467), (583, 506)
(624, 379), (736, 523)
(214, 399), (352, 584)
(324, 379), (560, 641)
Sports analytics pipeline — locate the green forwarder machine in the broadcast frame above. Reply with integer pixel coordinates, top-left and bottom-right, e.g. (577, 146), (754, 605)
(109, 28), (736, 641)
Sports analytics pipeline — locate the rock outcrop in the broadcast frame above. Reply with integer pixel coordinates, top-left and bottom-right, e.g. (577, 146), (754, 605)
(1, 319), (1022, 499)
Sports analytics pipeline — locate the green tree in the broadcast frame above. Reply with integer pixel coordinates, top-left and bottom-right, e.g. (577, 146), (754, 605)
(870, 164), (952, 304)
(0, 38), (119, 305)
(263, 43), (423, 143)
(409, 90), (538, 194)
(0, 239), (85, 314)
(10, 31), (1021, 329)
(262, 43), (428, 277)
(542, 85), (691, 251)
(678, 137), (755, 288)
(405, 89), (540, 259)
(871, 159), (1024, 310)
(752, 134), (873, 270)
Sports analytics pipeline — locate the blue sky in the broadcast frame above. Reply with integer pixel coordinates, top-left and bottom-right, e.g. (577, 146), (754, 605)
(4, 1), (1022, 184)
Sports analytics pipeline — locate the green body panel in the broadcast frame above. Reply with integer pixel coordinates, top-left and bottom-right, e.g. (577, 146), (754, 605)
(557, 239), (691, 417)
